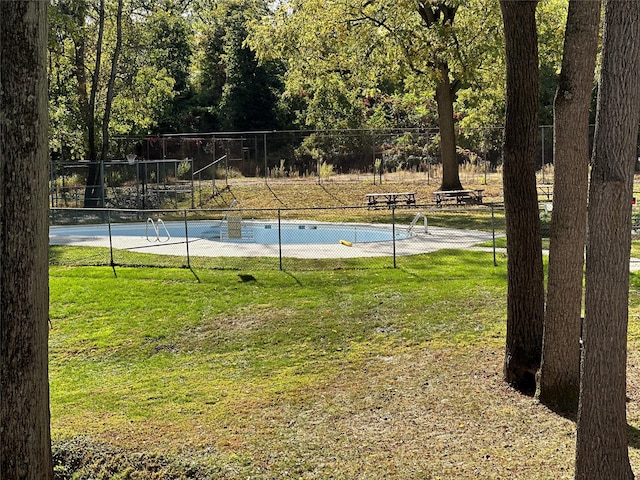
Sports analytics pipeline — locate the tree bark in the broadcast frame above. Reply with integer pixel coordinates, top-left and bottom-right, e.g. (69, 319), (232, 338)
(0, 1), (54, 477)
(436, 62), (463, 191)
(575, 1), (640, 478)
(415, 2), (463, 191)
(84, 0), (106, 207)
(537, 0), (601, 415)
(100, 0), (124, 163)
(499, 0), (545, 394)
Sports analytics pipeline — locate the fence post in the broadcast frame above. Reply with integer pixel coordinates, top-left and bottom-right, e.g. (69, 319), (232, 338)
(392, 206), (397, 268)
(264, 133), (268, 185)
(184, 210), (191, 269)
(491, 204), (498, 267)
(184, 210), (200, 282)
(278, 209), (283, 271)
(107, 209), (117, 277)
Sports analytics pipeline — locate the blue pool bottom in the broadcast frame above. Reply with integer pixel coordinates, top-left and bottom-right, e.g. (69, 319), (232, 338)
(49, 220), (411, 245)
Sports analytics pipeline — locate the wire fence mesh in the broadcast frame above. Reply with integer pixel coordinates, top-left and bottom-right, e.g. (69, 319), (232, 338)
(49, 205), (505, 273)
(51, 126), (564, 210)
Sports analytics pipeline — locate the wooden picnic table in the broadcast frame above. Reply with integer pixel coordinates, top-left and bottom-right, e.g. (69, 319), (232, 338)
(537, 184), (553, 200)
(433, 189), (484, 206)
(366, 192), (417, 209)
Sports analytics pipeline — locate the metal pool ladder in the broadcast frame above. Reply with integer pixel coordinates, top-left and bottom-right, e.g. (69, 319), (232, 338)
(146, 218), (171, 242)
(219, 199), (252, 241)
(407, 212), (430, 234)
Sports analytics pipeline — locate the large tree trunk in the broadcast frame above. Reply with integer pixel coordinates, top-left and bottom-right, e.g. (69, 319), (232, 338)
(84, 0), (106, 207)
(499, 0), (545, 394)
(435, 62), (463, 191)
(100, 0), (124, 163)
(575, 1), (640, 478)
(0, 1), (54, 477)
(537, 0), (601, 415)
(415, 3), (462, 191)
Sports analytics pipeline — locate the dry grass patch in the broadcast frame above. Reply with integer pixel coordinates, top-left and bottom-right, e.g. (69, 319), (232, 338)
(213, 344), (577, 479)
(53, 343), (585, 479)
(199, 172), (504, 211)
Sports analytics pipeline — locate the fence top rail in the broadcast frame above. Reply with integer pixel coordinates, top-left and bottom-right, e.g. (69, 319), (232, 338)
(51, 158), (189, 166)
(50, 203), (503, 217)
(193, 155), (227, 176)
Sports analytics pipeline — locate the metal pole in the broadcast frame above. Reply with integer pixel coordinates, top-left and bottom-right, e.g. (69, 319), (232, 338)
(225, 149), (229, 187)
(184, 210), (199, 281)
(212, 134), (216, 193)
(107, 210), (117, 277)
(142, 162), (146, 210)
(491, 204), (497, 267)
(100, 160), (106, 208)
(264, 133), (268, 184)
(136, 161), (140, 209)
(541, 126), (545, 183)
(241, 137), (245, 174)
(50, 159), (55, 208)
(184, 210), (191, 270)
(278, 209), (283, 271)
(190, 158), (195, 209)
(372, 130), (376, 186)
(392, 206), (397, 268)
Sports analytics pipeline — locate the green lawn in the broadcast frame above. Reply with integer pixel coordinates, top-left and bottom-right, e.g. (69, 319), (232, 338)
(49, 247), (640, 479)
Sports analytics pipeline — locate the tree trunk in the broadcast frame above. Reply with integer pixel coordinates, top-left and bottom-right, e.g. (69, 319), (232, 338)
(499, 0), (545, 395)
(537, 0), (601, 415)
(575, 1), (640, 478)
(436, 62), (463, 191)
(0, 1), (54, 477)
(72, 28), (94, 162)
(84, 0), (106, 207)
(100, 0), (124, 163)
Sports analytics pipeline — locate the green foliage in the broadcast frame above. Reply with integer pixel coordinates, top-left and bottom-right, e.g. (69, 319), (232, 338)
(270, 159), (287, 178)
(111, 66), (177, 135)
(191, 0), (287, 131)
(319, 161), (335, 179)
(537, 0), (568, 126)
(46, 0), (574, 166)
(48, 0), (185, 157)
(177, 159), (192, 179)
(53, 436), (223, 479)
(48, 0), (288, 158)
(248, 0), (505, 132)
(145, 7), (193, 95)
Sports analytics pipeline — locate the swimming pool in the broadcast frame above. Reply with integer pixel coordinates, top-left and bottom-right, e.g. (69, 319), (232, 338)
(49, 220), (412, 245)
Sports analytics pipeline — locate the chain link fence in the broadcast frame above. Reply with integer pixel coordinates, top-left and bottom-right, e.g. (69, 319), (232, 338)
(49, 205), (505, 274)
(52, 126), (569, 209)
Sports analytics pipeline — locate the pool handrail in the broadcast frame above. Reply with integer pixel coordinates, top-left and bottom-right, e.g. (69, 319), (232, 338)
(146, 218), (171, 242)
(407, 212), (429, 234)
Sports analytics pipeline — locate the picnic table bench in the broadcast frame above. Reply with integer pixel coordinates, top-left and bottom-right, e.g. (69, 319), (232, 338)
(366, 192), (417, 209)
(433, 189), (484, 206)
(537, 184), (553, 200)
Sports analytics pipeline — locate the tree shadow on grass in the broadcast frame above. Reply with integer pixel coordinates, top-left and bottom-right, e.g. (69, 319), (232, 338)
(541, 401), (578, 423)
(319, 183), (347, 205)
(628, 424), (640, 449)
(266, 183), (285, 206)
(283, 271), (303, 286)
(542, 403), (640, 450)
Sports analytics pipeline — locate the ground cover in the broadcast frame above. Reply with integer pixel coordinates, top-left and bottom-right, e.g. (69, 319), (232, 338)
(192, 171), (504, 213)
(49, 248), (640, 478)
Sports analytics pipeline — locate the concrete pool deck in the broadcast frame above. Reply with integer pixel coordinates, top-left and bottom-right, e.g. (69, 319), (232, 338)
(49, 226), (500, 259)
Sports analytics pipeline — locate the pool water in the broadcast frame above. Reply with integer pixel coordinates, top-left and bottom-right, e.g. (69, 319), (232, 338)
(49, 220), (411, 245)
